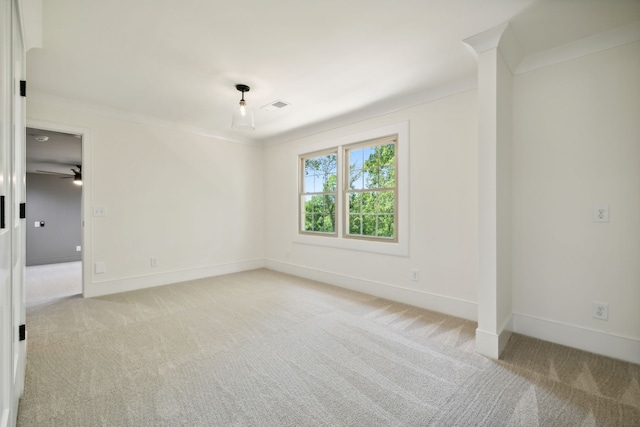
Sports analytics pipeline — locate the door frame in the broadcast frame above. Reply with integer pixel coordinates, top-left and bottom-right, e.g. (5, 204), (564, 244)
(26, 119), (91, 297)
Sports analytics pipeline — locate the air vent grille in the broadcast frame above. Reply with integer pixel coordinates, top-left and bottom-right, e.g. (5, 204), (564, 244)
(261, 100), (291, 111)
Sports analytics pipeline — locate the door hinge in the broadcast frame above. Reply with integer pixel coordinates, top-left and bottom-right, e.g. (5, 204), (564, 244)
(20, 80), (26, 97)
(20, 202), (26, 219)
(0, 195), (5, 229)
(19, 324), (26, 341)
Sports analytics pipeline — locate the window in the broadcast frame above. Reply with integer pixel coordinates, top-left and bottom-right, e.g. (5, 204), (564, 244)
(295, 121), (409, 256)
(345, 137), (397, 241)
(300, 139), (396, 241)
(300, 150), (338, 235)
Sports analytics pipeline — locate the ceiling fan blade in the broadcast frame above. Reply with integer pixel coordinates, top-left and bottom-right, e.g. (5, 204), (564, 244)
(36, 170), (73, 177)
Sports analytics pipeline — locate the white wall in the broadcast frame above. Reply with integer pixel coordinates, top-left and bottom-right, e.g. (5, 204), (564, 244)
(512, 41), (640, 359)
(24, 38), (639, 364)
(264, 90), (479, 320)
(27, 101), (265, 296)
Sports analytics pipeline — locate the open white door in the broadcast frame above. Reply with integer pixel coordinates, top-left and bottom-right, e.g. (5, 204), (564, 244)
(11, 0), (26, 409)
(0, 0), (15, 424)
(0, 1), (27, 426)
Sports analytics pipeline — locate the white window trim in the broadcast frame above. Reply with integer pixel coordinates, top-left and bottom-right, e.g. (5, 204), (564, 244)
(293, 121), (409, 257)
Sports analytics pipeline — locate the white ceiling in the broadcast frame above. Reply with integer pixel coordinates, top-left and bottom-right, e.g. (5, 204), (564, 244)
(26, 0), (640, 144)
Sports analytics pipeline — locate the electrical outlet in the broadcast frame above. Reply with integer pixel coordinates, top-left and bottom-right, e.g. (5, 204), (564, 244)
(593, 205), (609, 223)
(150, 258), (158, 267)
(93, 206), (107, 217)
(76, 246), (81, 252)
(410, 269), (419, 282)
(95, 262), (106, 274)
(592, 301), (609, 320)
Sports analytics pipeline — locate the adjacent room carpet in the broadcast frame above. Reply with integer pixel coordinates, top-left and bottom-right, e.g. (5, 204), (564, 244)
(25, 261), (82, 303)
(17, 269), (640, 426)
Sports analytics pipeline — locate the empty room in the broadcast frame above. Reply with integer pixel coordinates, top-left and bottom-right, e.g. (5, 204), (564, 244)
(1, 0), (639, 426)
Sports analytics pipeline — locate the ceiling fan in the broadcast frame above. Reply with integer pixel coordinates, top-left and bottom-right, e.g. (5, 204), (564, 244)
(36, 165), (82, 185)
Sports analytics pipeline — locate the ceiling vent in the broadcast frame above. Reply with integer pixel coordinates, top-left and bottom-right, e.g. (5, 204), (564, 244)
(261, 100), (290, 112)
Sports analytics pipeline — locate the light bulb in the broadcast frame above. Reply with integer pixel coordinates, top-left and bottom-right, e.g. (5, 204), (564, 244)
(239, 100), (247, 116)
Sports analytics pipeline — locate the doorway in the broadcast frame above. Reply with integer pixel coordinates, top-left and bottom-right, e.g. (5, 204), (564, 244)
(25, 126), (84, 303)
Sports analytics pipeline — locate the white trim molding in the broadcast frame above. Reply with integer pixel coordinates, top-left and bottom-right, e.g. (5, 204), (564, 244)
(516, 20), (640, 75)
(512, 312), (640, 365)
(27, 91), (257, 146)
(85, 259), (265, 298)
(265, 259), (478, 321)
(27, 119), (92, 299)
(476, 314), (513, 360)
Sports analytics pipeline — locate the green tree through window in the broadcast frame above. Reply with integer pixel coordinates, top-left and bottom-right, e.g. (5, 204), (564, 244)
(299, 136), (397, 242)
(301, 152), (337, 234)
(346, 142), (396, 239)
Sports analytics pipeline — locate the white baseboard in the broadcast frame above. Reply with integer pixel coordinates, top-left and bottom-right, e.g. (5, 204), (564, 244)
(264, 259), (477, 321)
(475, 314), (513, 360)
(84, 259), (265, 297)
(512, 313), (640, 365)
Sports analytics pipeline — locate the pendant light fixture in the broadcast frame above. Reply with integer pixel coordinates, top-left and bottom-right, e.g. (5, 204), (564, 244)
(231, 84), (255, 131)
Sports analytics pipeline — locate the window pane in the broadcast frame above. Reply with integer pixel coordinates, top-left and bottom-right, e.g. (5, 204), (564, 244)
(304, 214), (313, 231)
(348, 214), (361, 234)
(361, 192), (376, 214)
(314, 194), (325, 213)
(349, 167), (363, 190)
(363, 170), (375, 189)
(304, 159), (315, 177)
(377, 214), (394, 237)
(362, 214), (376, 236)
(304, 175), (314, 193)
(322, 194), (335, 214)
(362, 147), (375, 163)
(349, 193), (361, 213)
(381, 144), (395, 165)
(378, 166), (395, 188)
(324, 173), (337, 191)
(349, 148), (364, 169)
(378, 191), (394, 214)
(303, 153), (337, 193)
(303, 195), (314, 214)
(322, 214), (335, 232)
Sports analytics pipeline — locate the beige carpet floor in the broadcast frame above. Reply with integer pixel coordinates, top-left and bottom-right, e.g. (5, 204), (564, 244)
(25, 261), (82, 303)
(17, 269), (640, 426)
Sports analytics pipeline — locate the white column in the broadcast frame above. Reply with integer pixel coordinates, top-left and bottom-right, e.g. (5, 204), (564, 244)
(464, 23), (519, 359)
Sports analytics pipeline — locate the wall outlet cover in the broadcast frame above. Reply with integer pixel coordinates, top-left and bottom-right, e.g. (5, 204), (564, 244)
(95, 261), (106, 274)
(592, 301), (609, 320)
(93, 207), (107, 217)
(593, 205), (609, 223)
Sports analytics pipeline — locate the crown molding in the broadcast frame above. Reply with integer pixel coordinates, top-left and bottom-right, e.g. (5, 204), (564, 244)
(463, 22), (510, 55)
(261, 75), (477, 147)
(516, 20), (640, 75)
(27, 91), (259, 146)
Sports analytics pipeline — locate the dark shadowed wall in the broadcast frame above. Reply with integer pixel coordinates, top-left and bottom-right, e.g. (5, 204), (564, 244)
(26, 173), (81, 266)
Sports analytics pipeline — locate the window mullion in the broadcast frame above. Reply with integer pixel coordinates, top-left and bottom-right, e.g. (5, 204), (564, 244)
(336, 146), (344, 238)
